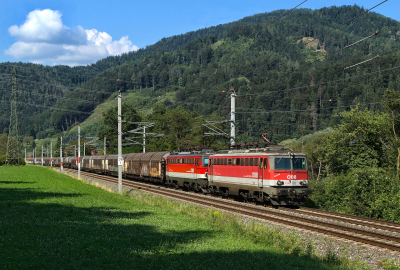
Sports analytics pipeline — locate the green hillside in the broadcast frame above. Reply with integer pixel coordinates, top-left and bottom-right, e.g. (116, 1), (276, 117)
(1, 5), (399, 145)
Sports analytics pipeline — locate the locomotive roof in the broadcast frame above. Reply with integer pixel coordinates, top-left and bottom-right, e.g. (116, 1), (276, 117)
(213, 146), (305, 156)
(169, 149), (214, 157)
(168, 152), (212, 158)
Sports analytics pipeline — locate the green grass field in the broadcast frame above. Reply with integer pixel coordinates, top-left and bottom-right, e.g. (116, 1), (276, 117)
(0, 166), (369, 269)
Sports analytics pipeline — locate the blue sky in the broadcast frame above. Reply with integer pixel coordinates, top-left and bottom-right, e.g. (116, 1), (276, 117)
(0, 0), (398, 66)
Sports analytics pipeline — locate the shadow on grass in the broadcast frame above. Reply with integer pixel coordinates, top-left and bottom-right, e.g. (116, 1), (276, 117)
(0, 181), (35, 184)
(0, 187), (346, 270)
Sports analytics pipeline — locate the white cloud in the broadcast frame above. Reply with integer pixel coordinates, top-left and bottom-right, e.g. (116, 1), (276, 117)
(5, 9), (139, 66)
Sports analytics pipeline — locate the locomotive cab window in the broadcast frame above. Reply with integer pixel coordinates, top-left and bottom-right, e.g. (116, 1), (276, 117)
(236, 158), (240, 166)
(203, 157), (209, 167)
(293, 157), (307, 170)
(245, 158), (249, 166)
(228, 158), (232, 165)
(274, 157), (291, 170)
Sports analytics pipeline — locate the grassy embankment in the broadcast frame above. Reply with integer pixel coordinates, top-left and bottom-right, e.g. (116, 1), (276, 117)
(0, 166), (373, 269)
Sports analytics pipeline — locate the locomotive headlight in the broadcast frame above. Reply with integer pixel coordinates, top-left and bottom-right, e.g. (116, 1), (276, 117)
(277, 180), (284, 185)
(299, 181), (303, 185)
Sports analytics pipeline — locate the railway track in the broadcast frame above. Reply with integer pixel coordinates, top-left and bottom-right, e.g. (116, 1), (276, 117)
(62, 168), (400, 252)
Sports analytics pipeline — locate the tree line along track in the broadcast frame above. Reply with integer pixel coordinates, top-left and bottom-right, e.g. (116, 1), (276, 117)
(61, 168), (400, 252)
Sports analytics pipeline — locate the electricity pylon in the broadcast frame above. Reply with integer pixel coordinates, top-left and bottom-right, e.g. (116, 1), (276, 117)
(6, 67), (19, 165)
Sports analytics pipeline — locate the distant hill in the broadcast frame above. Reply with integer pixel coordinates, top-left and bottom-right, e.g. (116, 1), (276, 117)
(1, 5), (399, 143)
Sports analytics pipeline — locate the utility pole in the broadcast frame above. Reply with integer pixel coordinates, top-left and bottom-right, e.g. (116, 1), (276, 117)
(143, 125), (146, 153)
(84, 142), (85, 157)
(78, 124), (81, 179)
(75, 145), (76, 157)
(34, 147), (36, 165)
(104, 136), (106, 155)
(41, 145), (43, 166)
(60, 136), (63, 172)
(118, 90), (122, 193)
(6, 67), (19, 165)
(230, 88), (236, 148)
(24, 148), (26, 163)
(50, 141), (52, 166)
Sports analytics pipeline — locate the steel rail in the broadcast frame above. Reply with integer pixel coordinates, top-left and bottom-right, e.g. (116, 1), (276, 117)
(273, 206), (400, 233)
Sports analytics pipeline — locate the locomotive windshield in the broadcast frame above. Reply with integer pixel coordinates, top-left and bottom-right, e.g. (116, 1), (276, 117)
(273, 156), (307, 170)
(203, 157), (209, 167)
(293, 157), (307, 170)
(274, 158), (291, 170)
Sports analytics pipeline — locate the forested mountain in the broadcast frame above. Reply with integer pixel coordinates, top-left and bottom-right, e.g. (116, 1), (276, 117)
(1, 5), (399, 143)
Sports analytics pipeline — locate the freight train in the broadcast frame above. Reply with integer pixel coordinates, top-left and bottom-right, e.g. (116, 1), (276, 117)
(26, 145), (311, 205)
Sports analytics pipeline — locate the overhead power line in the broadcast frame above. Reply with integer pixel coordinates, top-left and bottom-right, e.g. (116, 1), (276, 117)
(112, 0), (308, 90)
(237, 64), (400, 97)
(206, 0), (389, 94)
(16, 101), (93, 114)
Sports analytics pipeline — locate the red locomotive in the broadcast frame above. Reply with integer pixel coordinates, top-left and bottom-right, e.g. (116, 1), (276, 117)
(208, 145), (310, 205)
(165, 149), (214, 192)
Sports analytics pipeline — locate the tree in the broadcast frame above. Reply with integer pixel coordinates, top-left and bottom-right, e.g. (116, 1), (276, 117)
(0, 134), (7, 156)
(383, 89), (400, 178)
(320, 107), (392, 176)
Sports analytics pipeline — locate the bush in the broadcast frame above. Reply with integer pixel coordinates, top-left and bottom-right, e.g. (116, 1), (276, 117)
(0, 155), (26, 166)
(308, 168), (400, 222)
(0, 155), (6, 166)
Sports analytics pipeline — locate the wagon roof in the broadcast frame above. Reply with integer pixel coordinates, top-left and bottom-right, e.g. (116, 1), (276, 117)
(139, 151), (170, 162)
(149, 151), (170, 161)
(105, 154), (129, 159)
(126, 153), (143, 160)
(91, 155), (106, 160)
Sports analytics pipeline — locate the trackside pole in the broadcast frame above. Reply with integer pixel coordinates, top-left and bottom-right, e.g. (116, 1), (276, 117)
(50, 142), (52, 166)
(60, 136), (63, 172)
(78, 124), (81, 179)
(118, 90), (122, 193)
(42, 145), (43, 166)
(104, 136), (106, 155)
(230, 88), (236, 148)
(143, 125), (146, 153)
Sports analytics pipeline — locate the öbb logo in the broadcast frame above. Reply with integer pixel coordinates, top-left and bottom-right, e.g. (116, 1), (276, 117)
(287, 175), (297, 179)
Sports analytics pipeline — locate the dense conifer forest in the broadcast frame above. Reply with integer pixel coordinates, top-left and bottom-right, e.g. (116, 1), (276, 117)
(0, 5), (399, 143)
